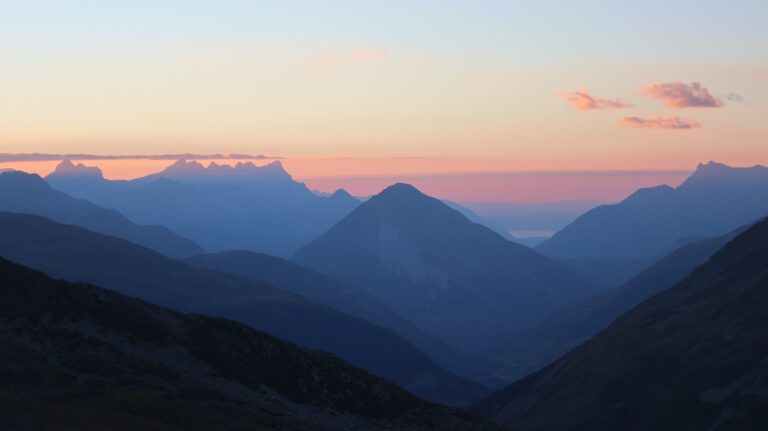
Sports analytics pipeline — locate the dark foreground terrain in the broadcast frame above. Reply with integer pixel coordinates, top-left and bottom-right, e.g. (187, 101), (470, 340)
(0, 258), (495, 431)
(475, 217), (768, 430)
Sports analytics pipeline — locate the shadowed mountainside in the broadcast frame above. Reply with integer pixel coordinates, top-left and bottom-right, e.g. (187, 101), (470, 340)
(0, 171), (202, 258)
(0, 212), (487, 406)
(185, 250), (501, 387)
(0, 257), (496, 431)
(491, 228), (744, 382)
(475, 216), (768, 430)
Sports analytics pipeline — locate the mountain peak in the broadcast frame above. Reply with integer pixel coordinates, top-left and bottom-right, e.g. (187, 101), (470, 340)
(259, 160), (290, 177)
(377, 183), (425, 199)
(156, 159), (291, 180)
(680, 161), (768, 189)
(164, 159), (206, 174)
(0, 170), (52, 192)
(331, 188), (352, 197)
(51, 159), (104, 179)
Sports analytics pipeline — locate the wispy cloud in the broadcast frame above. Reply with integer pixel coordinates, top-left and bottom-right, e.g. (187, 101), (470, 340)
(619, 115), (701, 130)
(0, 153), (280, 163)
(559, 88), (632, 110)
(642, 81), (724, 108)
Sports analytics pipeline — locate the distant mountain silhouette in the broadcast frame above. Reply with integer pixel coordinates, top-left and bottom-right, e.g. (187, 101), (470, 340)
(0, 171), (202, 258)
(293, 183), (598, 355)
(491, 227), (744, 382)
(475, 216), (768, 430)
(185, 250), (501, 387)
(47, 160), (360, 256)
(537, 162), (768, 261)
(0, 258), (494, 431)
(0, 212), (487, 406)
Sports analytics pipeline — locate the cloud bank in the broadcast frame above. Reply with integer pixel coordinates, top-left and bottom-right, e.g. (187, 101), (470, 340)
(642, 81), (724, 108)
(619, 115), (701, 130)
(0, 153), (279, 163)
(559, 88), (632, 110)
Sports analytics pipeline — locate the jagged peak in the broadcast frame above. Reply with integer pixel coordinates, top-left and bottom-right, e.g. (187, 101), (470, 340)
(159, 159), (290, 178)
(680, 161), (768, 189)
(164, 159), (206, 172)
(50, 159), (104, 178)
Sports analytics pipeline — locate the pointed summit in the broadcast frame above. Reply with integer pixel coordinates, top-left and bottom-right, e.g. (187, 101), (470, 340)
(329, 188), (360, 206)
(331, 188), (354, 199)
(378, 182), (423, 197)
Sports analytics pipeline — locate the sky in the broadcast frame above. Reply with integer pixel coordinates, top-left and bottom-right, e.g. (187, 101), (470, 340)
(1, 1), (767, 201)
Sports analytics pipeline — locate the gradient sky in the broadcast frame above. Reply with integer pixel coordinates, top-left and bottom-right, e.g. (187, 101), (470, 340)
(1, 1), (767, 200)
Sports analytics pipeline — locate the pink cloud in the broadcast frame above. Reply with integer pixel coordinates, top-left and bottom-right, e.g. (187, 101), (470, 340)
(619, 115), (701, 130)
(350, 49), (388, 60)
(642, 81), (724, 108)
(559, 88), (632, 110)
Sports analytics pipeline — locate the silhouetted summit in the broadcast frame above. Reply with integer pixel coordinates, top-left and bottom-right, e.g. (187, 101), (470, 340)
(49, 159), (104, 179)
(294, 183), (597, 356)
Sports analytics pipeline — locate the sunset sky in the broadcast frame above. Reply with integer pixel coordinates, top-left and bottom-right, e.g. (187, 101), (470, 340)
(1, 1), (766, 202)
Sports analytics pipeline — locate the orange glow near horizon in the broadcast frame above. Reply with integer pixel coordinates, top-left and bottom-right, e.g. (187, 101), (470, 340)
(0, 157), (703, 204)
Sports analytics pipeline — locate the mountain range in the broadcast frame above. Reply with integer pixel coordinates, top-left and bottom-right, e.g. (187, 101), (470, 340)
(0, 211), (487, 406)
(294, 183), (599, 355)
(0, 257), (495, 431)
(0, 170), (202, 258)
(491, 227), (745, 382)
(47, 159), (360, 256)
(538, 162), (768, 261)
(185, 250), (500, 387)
(475, 214), (768, 430)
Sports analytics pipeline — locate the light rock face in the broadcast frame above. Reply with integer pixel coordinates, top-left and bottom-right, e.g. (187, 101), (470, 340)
(378, 221), (427, 282)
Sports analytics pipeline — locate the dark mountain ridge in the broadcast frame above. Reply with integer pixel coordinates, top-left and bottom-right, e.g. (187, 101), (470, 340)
(0, 212), (487, 406)
(491, 227), (744, 382)
(185, 250), (501, 387)
(475, 215), (768, 430)
(0, 257), (495, 430)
